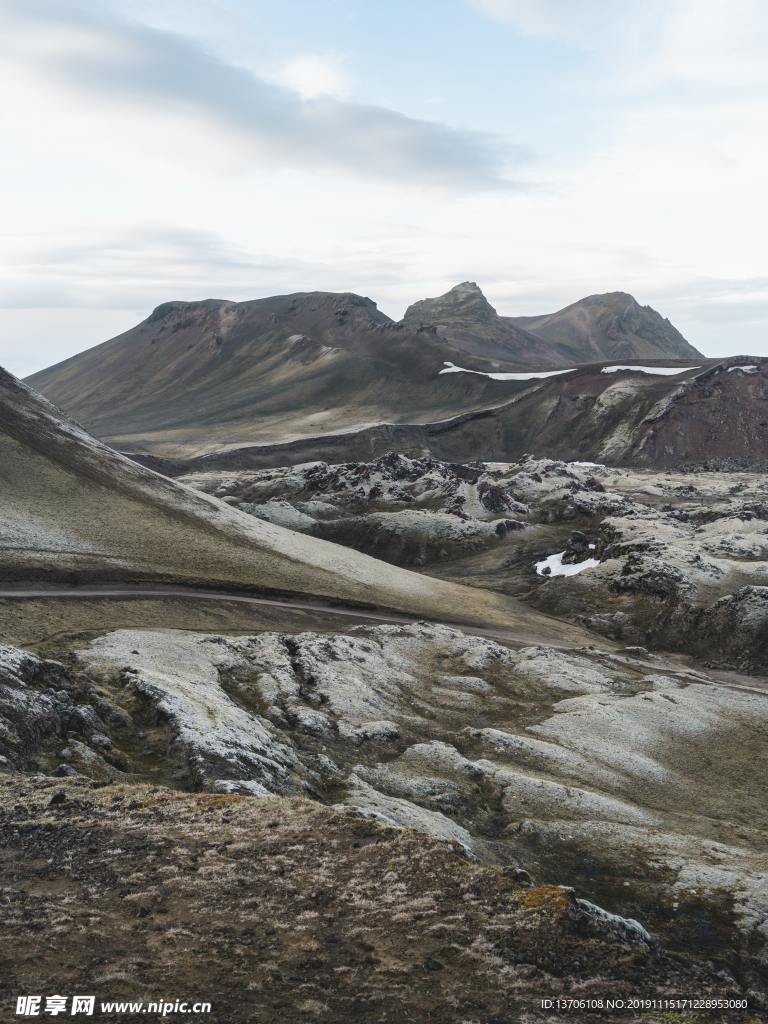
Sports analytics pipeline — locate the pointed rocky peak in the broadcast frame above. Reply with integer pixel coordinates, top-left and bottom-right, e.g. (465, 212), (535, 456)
(402, 281), (498, 326)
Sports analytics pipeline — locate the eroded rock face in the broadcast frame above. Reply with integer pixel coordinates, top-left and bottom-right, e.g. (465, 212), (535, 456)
(541, 506), (768, 670)
(315, 511), (519, 565)
(182, 454), (617, 568)
(517, 467), (768, 670)
(4, 623), (766, 987)
(0, 646), (90, 771)
(690, 587), (768, 667)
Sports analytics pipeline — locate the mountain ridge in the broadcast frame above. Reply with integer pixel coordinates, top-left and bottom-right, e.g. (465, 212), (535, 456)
(133, 358), (766, 474)
(404, 282), (702, 364)
(26, 282), (703, 458)
(509, 289), (701, 362)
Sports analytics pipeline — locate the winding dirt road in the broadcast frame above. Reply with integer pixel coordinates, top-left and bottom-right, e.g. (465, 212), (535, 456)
(1, 584), (766, 697)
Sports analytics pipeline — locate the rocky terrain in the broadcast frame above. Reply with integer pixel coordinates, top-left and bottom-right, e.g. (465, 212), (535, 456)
(0, 621), (766, 1018)
(6, 287), (768, 1021)
(183, 454), (768, 672)
(521, 463), (768, 672)
(183, 452), (529, 567)
(2, 777), (755, 1024)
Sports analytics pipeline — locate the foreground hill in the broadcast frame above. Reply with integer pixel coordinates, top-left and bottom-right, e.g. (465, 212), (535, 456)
(26, 292), (518, 457)
(153, 359), (765, 473)
(403, 283), (701, 365)
(0, 367), (515, 627)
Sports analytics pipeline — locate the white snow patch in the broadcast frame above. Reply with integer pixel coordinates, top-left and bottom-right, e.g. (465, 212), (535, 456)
(569, 461), (605, 468)
(439, 361), (574, 381)
(727, 364), (758, 373)
(601, 365), (700, 376)
(536, 551), (600, 577)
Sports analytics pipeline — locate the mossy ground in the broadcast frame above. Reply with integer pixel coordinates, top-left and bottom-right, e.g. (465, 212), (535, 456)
(0, 776), (761, 1024)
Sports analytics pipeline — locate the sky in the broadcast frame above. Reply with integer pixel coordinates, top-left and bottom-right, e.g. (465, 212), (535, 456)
(2, 0), (768, 376)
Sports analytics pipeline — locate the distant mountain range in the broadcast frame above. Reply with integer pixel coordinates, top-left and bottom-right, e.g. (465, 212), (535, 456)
(27, 282), (703, 458)
(403, 282), (700, 364)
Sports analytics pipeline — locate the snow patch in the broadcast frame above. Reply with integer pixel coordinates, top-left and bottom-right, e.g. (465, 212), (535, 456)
(728, 365), (758, 374)
(536, 551), (600, 577)
(439, 361), (574, 381)
(601, 365), (700, 376)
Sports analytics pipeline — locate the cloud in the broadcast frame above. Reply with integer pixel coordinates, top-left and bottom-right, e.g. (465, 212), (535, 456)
(0, 225), (413, 310)
(0, 226), (313, 308)
(3, 1), (519, 190)
(641, 0), (768, 89)
(468, 0), (644, 41)
(275, 54), (350, 100)
(471, 0), (768, 90)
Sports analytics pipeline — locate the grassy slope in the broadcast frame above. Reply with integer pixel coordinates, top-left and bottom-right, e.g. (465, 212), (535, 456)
(1, 777), (748, 1024)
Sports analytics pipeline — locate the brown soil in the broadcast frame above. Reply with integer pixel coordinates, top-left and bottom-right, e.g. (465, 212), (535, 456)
(0, 777), (760, 1024)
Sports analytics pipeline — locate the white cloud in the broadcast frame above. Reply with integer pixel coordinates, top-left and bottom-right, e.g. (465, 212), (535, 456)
(469, 0), (658, 42)
(473, 0), (768, 90)
(275, 54), (350, 100)
(0, 3), (515, 189)
(647, 0), (768, 88)
(2, 0), (768, 376)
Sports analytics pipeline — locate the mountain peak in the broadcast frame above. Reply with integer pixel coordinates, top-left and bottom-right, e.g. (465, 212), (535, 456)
(509, 292), (702, 361)
(402, 281), (497, 326)
(448, 280), (484, 296)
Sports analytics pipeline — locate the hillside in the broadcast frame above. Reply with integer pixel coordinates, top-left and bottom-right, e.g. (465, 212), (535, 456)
(26, 292), (519, 457)
(0, 367), (517, 627)
(160, 359), (767, 472)
(510, 291), (702, 362)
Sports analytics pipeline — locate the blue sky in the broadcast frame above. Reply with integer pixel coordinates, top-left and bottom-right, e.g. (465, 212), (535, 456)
(1, 0), (768, 373)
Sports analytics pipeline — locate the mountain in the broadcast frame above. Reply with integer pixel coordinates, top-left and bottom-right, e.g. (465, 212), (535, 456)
(162, 359), (768, 473)
(510, 291), (702, 362)
(27, 291), (518, 458)
(401, 281), (575, 365)
(0, 366), (515, 627)
(402, 283), (702, 365)
(26, 284), (702, 461)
